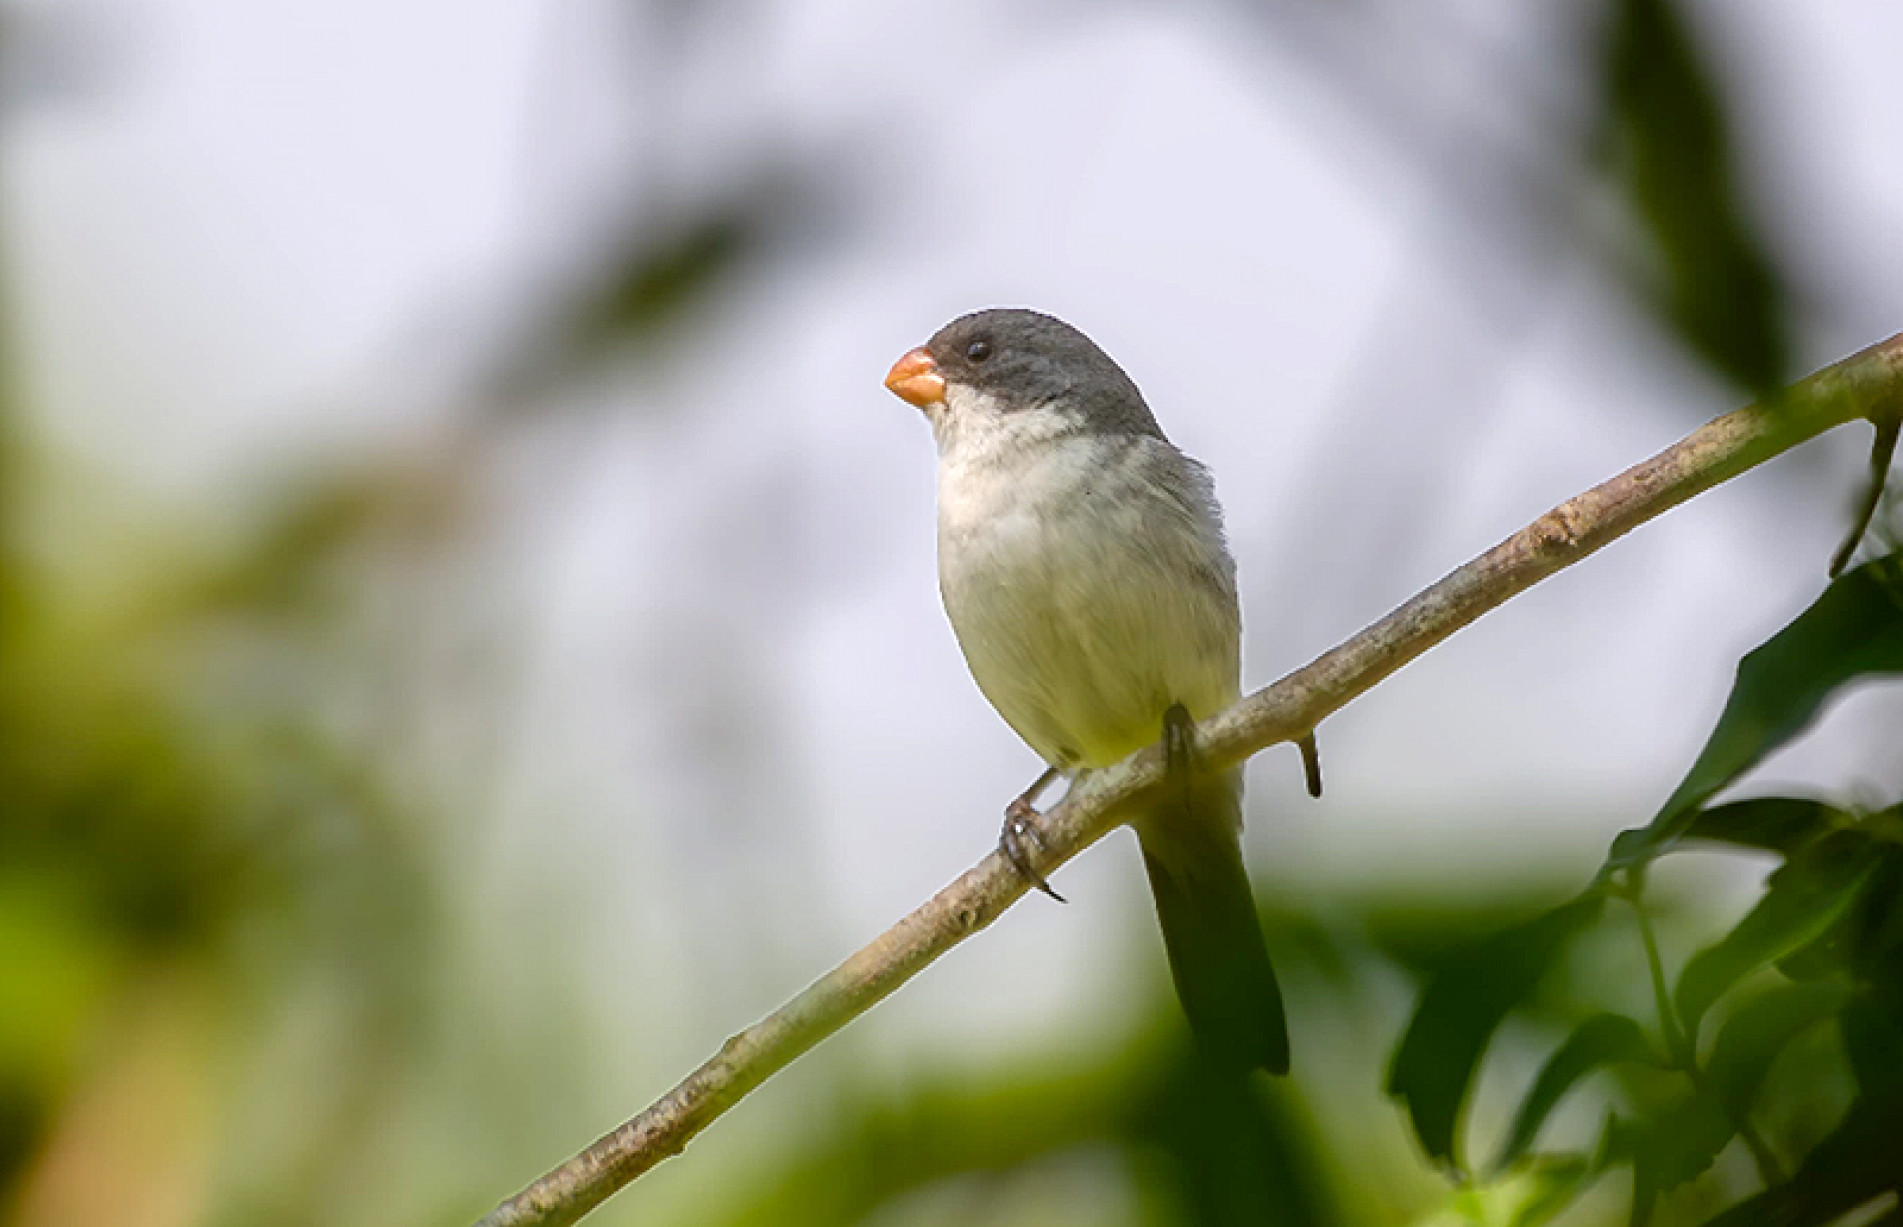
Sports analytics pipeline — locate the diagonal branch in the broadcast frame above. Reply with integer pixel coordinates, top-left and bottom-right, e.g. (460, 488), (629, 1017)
(475, 331), (1903, 1227)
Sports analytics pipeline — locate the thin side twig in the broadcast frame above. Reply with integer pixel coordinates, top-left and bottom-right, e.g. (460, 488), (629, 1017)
(1829, 414), (1901, 576)
(477, 331), (1903, 1227)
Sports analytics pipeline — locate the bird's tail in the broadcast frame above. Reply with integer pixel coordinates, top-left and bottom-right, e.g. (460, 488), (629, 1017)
(1135, 767), (1289, 1074)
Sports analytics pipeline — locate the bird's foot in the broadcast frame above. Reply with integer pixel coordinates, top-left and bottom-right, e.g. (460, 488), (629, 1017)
(1000, 791), (1066, 903)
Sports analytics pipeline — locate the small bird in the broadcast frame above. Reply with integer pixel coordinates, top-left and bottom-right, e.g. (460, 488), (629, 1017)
(885, 307), (1299, 1074)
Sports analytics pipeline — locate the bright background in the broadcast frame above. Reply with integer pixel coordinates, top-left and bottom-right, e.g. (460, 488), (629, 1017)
(4, 2), (1902, 1224)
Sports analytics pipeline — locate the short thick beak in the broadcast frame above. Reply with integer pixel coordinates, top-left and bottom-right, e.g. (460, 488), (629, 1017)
(884, 346), (946, 409)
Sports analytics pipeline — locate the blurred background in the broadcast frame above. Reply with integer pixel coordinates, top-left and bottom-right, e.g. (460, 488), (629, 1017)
(3, 1), (1902, 1224)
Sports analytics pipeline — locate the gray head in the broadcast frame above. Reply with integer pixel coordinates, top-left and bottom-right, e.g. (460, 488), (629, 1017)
(885, 308), (1164, 440)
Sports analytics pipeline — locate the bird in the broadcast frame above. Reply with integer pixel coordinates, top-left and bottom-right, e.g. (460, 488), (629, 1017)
(884, 307), (1305, 1074)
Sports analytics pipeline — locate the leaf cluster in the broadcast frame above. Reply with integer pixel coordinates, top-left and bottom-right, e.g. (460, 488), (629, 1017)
(1389, 550), (1903, 1226)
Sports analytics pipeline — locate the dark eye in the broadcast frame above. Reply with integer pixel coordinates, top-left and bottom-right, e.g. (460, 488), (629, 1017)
(965, 339), (992, 362)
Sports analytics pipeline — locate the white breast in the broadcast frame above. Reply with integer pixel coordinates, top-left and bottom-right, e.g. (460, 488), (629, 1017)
(933, 389), (1240, 768)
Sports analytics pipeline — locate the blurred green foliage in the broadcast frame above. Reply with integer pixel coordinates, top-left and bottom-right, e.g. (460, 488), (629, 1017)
(703, 1031), (1339, 1227)
(1596, 0), (1790, 397)
(0, 439), (448, 1223)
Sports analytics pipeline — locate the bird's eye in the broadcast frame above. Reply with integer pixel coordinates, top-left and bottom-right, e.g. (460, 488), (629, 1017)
(965, 339), (992, 362)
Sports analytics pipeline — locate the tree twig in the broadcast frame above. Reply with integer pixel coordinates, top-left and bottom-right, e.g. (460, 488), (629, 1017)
(1829, 415), (1900, 576)
(475, 332), (1903, 1227)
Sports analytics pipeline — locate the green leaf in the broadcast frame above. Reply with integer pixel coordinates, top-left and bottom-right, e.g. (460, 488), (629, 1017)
(1840, 996), (1903, 1100)
(1633, 1094), (1735, 1198)
(1703, 981), (1855, 1121)
(1492, 1014), (1663, 1175)
(1772, 920), (1852, 984)
(1610, 555), (1903, 868)
(1608, 1094), (1736, 1224)
(1658, 557), (1903, 822)
(1845, 841), (1903, 979)
(1388, 892), (1606, 1169)
(1698, 1006), (1903, 1226)
(1777, 839), (1903, 984)
(1681, 797), (1848, 858)
(1597, 1116), (1660, 1227)
(1675, 833), (1874, 1035)
(1511, 1156), (1601, 1227)
(1602, 1103), (1747, 1224)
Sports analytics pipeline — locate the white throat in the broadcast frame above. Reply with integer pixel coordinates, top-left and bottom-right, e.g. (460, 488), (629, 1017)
(930, 382), (1079, 465)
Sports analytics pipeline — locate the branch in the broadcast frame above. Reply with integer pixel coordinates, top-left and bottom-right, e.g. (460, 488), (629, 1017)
(475, 332), (1903, 1227)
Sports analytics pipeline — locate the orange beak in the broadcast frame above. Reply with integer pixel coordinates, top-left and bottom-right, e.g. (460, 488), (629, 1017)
(884, 346), (946, 409)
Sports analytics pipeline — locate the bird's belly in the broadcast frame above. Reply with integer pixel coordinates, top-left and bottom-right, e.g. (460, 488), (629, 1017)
(938, 470), (1237, 768)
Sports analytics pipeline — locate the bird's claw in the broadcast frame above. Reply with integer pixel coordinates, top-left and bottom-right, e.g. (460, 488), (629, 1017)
(1000, 798), (1066, 903)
